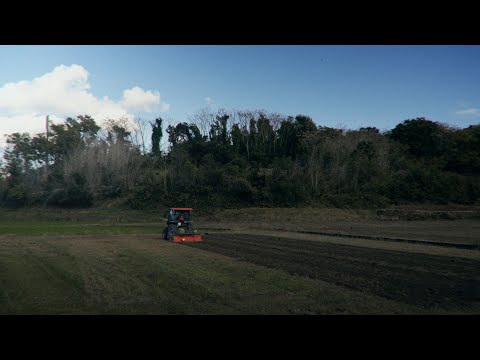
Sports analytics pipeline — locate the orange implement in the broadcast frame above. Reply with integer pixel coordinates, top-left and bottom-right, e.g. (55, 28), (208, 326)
(172, 234), (203, 242)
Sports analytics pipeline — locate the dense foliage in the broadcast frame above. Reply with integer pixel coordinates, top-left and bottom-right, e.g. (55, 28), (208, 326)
(1, 110), (479, 209)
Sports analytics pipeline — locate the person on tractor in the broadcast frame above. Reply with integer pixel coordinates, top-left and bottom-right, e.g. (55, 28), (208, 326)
(167, 209), (176, 222)
(162, 208), (201, 242)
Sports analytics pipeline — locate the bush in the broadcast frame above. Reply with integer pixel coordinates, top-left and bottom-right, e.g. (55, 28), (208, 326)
(386, 164), (478, 204)
(224, 176), (254, 200)
(47, 173), (93, 207)
(3, 183), (29, 207)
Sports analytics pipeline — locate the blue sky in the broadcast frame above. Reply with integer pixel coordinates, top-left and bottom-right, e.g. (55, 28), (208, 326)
(0, 45), (479, 149)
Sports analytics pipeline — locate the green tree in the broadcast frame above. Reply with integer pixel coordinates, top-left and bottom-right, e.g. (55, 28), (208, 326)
(445, 124), (480, 175)
(150, 117), (163, 155)
(388, 118), (450, 158)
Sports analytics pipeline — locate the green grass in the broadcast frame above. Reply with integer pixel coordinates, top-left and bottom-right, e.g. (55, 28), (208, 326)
(0, 232), (429, 314)
(0, 220), (162, 236)
(0, 206), (164, 223)
(1, 211), (478, 314)
(0, 205), (375, 224)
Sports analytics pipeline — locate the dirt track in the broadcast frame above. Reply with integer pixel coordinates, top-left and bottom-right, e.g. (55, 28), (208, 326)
(185, 233), (480, 311)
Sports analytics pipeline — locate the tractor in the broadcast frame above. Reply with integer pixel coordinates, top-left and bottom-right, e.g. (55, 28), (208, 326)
(162, 208), (202, 242)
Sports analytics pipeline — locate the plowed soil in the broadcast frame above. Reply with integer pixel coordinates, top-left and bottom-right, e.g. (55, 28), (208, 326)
(186, 233), (480, 311)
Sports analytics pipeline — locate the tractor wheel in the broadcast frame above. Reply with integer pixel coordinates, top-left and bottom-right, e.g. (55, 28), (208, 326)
(162, 228), (167, 240)
(168, 224), (176, 241)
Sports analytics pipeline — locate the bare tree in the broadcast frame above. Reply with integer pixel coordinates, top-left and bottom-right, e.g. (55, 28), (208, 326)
(230, 109), (260, 160)
(188, 107), (215, 139)
(62, 118), (145, 198)
(132, 117), (149, 155)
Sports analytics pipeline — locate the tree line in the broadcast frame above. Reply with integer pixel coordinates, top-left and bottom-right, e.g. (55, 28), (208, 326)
(1, 109), (479, 209)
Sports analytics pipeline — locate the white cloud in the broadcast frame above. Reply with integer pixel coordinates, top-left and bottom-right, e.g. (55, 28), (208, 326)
(0, 65), (96, 116)
(204, 97), (214, 105)
(0, 64), (170, 149)
(456, 108), (480, 116)
(120, 86), (165, 112)
(0, 114), (65, 149)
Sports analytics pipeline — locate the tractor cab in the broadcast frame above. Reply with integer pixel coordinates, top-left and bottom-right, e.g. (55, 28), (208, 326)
(163, 208), (202, 242)
(167, 208), (191, 224)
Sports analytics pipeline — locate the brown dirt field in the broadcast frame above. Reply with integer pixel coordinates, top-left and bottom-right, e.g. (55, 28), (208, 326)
(196, 207), (480, 246)
(185, 233), (480, 312)
(198, 219), (480, 246)
(213, 229), (480, 259)
(285, 220), (480, 245)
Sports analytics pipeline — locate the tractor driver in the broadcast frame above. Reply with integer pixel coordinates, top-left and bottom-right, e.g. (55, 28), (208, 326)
(168, 209), (176, 222)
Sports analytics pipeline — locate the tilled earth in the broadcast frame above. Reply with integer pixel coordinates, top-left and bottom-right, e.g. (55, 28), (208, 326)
(185, 233), (480, 310)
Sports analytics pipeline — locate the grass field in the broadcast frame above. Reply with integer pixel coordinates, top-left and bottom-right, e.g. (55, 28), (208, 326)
(0, 207), (479, 314)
